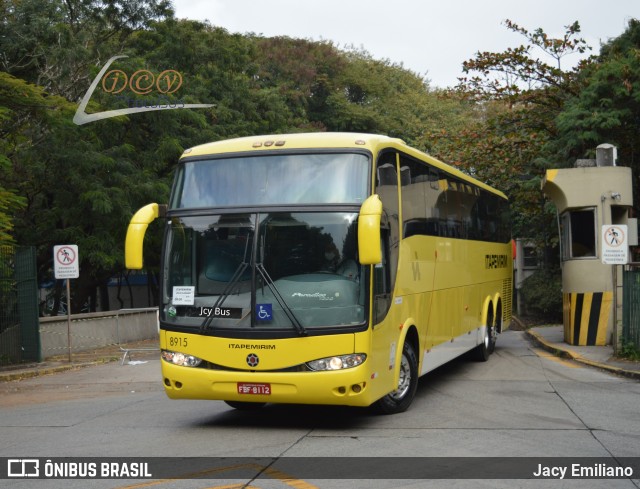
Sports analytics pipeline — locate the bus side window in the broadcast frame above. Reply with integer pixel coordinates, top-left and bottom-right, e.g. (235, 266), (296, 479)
(374, 227), (391, 324)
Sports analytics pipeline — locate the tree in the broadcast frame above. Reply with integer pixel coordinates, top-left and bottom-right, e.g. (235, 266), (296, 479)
(1, 0), (173, 100)
(556, 19), (640, 194)
(458, 19), (592, 107)
(0, 72), (69, 246)
(252, 36), (345, 131)
(1, 0), (175, 312)
(445, 20), (596, 258)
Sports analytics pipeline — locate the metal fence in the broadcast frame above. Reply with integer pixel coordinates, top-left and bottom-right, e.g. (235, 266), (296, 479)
(0, 246), (40, 364)
(0, 246), (20, 364)
(623, 264), (640, 350)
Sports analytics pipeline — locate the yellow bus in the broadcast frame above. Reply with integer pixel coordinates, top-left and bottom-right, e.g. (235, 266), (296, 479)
(126, 133), (512, 414)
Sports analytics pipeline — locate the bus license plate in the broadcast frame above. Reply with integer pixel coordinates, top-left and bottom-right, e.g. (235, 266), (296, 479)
(237, 382), (271, 395)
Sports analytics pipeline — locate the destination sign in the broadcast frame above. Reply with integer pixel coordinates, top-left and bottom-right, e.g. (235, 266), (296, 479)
(174, 306), (243, 319)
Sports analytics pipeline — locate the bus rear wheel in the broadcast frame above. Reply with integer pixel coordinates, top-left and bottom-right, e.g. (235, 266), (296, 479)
(224, 401), (266, 410)
(374, 341), (418, 415)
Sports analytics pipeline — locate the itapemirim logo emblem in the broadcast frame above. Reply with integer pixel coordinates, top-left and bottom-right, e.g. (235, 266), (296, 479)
(73, 55), (214, 125)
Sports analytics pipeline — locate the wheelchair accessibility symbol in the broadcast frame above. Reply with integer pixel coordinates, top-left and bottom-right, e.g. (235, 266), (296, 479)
(256, 304), (273, 321)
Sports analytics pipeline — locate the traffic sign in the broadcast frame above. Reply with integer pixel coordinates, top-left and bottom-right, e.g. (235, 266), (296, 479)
(601, 225), (628, 264)
(54, 245), (80, 279)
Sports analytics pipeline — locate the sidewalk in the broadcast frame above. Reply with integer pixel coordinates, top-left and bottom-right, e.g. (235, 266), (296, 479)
(524, 324), (640, 380)
(0, 339), (159, 382)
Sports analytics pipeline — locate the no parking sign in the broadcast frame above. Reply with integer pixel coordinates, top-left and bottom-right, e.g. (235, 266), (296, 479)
(53, 244), (79, 361)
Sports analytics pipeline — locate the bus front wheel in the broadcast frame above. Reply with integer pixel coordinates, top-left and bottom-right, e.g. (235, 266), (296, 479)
(474, 309), (494, 362)
(374, 341), (418, 415)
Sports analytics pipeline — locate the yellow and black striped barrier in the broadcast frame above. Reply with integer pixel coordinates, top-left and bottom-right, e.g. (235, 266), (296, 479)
(563, 292), (612, 346)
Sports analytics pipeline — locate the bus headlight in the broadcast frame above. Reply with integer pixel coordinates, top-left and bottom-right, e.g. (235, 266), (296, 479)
(161, 350), (202, 367)
(306, 353), (366, 371)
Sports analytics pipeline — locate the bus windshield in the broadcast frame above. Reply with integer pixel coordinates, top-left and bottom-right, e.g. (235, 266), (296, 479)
(171, 152), (370, 208)
(164, 211), (366, 332)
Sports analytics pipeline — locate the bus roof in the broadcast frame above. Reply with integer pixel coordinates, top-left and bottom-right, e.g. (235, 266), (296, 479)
(182, 132), (507, 199)
(183, 132), (403, 156)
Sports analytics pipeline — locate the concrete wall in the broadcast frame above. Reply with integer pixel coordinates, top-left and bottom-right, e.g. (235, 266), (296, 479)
(39, 308), (158, 359)
(542, 166), (633, 213)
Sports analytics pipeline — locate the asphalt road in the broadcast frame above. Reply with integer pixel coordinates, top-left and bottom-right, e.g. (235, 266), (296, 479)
(1, 330), (639, 489)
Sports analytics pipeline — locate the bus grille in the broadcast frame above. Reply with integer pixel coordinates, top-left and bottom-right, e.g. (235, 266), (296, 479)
(202, 361), (309, 373)
(502, 278), (513, 325)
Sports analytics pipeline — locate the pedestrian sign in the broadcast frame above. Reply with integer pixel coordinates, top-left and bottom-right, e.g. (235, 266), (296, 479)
(601, 225), (628, 265)
(54, 245), (80, 279)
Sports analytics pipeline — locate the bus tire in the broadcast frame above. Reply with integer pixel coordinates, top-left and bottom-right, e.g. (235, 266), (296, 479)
(374, 340), (418, 415)
(490, 303), (502, 354)
(224, 401), (266, 410)
(474, 308), (494, 362)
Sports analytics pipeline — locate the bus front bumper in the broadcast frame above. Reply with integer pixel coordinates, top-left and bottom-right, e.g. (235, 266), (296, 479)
(161, 361), (378, 407)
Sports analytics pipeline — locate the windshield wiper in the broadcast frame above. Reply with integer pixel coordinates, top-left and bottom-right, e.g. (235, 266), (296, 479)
(256, 263), (307, 336)
(200, 236), (252, 333)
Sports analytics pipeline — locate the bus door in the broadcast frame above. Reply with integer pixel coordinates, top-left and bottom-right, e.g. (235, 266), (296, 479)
(368, 151), (401, 395)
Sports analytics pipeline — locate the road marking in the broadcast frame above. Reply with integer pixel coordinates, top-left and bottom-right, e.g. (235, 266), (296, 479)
(531, 348), (580, 369)
(116, 463), (319, 489)
(204, 485), (259, 489)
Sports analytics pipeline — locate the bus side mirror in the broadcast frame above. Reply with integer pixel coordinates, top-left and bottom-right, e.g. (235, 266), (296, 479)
(125, 203), (164, 269)
(358, 194), (383, 265)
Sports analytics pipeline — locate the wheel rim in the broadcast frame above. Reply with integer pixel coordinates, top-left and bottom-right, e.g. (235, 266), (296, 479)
(484, 312), (493, 348)
(389, 353), (411, 401)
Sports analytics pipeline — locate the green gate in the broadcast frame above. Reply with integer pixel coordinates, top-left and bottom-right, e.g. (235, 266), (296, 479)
(623, 266), (640, 350)
(0, 246), (40, 364)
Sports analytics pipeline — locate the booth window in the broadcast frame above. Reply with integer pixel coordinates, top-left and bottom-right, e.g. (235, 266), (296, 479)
(560, 208), (596, 260)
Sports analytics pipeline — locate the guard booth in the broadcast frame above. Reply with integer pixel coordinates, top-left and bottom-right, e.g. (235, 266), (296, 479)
(542, 144), (636, 346)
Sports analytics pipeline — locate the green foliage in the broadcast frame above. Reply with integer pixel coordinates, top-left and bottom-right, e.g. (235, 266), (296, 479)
(0, 72), (68, 246)
(0, 184), (24, 245)
(449, 20), (606, 260)
(327, 49), (439, 140)
(556, 19), (640, 192)
(619, 341), (640, 361)
(1, 0), (175, 311)
(1, 0), (173, 99)
(519, 268), (563, 321)
(457, 19), (592, 105)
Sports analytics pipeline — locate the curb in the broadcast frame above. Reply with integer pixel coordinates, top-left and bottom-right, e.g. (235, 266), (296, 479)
(524, 328), (640, 381)
(0, 357), (117, 383)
